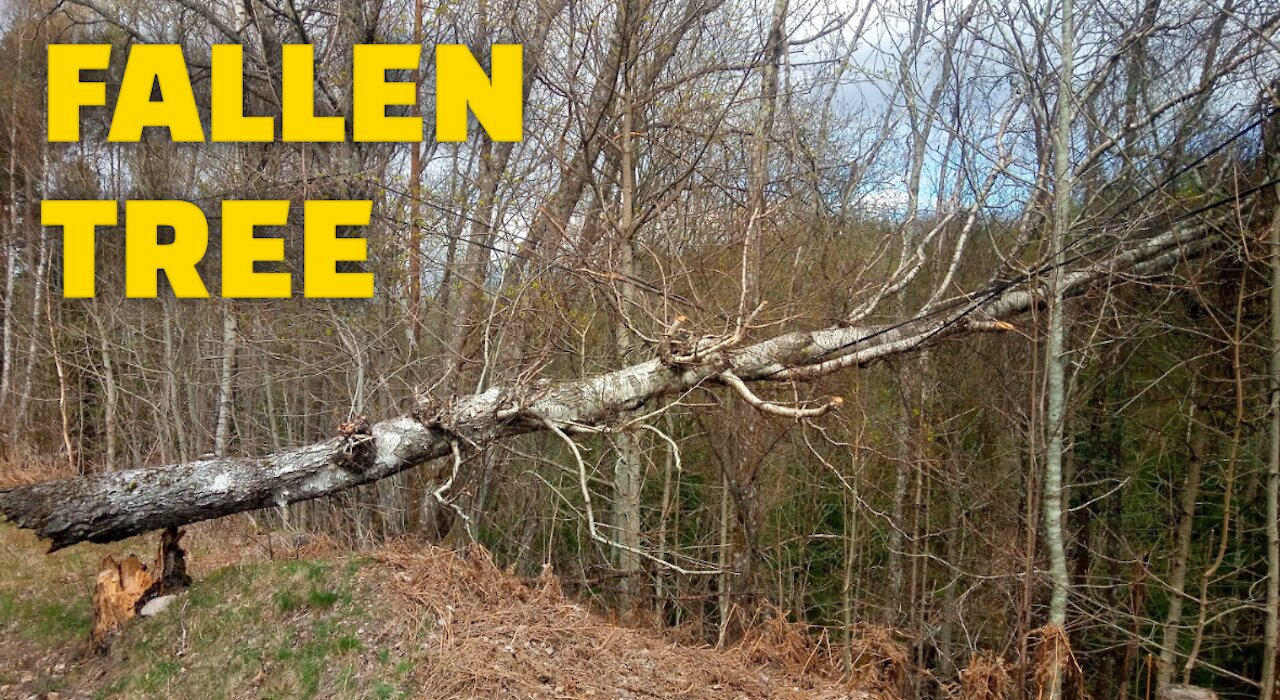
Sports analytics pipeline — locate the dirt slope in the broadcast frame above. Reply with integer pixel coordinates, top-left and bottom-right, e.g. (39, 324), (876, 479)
(0, 522), (883, 699)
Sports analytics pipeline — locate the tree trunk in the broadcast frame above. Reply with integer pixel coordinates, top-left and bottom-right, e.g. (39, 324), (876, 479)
(214, 307), (238, 458)
(1042, 0), (1075, 693)
(1158, 379), (1206, 693)
(0, 37), (23, 415)
(14, 192), (45, 434)
(0, 222), (1216, 551)
(1261, 157), (1280, 700)
(886, 380), (910, 625)
(740, 0), (786, 317)
(161, 300), (188, 462)
(717, 468), (732, 648)
(91, 309), (119, 471)
(611, 14), (644, 599)
(406, 0), (425, 347)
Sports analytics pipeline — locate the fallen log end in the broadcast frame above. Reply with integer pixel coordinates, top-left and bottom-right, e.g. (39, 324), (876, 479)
(0, 478), (147, 553)
(0, 483), (63, 552)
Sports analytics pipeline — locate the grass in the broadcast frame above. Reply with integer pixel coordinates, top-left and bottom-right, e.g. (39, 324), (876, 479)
(0, 522), (852, 700)
(0, 591), (93, 645)
(0, 524), (420, 699)
(99, 554), (397, 698)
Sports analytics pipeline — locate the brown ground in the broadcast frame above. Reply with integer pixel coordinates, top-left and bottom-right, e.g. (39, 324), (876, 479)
(0, 517), (897, 699)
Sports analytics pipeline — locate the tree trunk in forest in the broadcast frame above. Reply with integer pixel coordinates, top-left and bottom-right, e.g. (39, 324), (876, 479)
(1016, 428), (1037, 700)
(162, 301), (188, 462)
(0, 221), (1217, 551)
(717, 468), (732, 648)
(883, 0), (956, 621)
(1159, 379), (1207, 693)
(886, 374), (910, 625)
(1261, 156), (1280, 700)
(937, 462), (961, 682)
(1100, 383), (1128, 696)
(842, 437), (861, 674)
(1042, 0), (1075, 693)
(612, 25), (643, 602)
(740, 0), (786, 318)
(15, 184), (45, 434)
(406, 0), (424, 347)
(713, 0), (789, 644)
(726, 434), (763, 644)
(91, 309), (119, 471)
(214, 307), (238, 458)
(511, 8), (625, 278)
(0, 37), (23, 415)
(443, 137), (503, 384)
(1184, 268), (1247, 683)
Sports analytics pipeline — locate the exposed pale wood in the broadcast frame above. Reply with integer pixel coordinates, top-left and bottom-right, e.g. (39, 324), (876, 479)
(90, 553), (152, 651)
(89, 527), (191, 651)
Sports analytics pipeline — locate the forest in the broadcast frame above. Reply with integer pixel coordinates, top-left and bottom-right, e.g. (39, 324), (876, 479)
(0, 0), (1278, 697)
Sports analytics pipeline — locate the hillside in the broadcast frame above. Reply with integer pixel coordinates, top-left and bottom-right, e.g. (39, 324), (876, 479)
(0, 522), (881, 699)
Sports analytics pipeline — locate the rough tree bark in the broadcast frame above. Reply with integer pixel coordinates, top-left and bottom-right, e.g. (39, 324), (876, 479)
(0, 221), (1217, 551)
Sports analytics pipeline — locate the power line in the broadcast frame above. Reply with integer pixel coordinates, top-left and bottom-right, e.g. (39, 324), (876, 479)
(778, 126), (1279, 376)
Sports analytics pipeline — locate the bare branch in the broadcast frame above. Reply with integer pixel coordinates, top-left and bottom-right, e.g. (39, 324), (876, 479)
(719, 370), (843, 419)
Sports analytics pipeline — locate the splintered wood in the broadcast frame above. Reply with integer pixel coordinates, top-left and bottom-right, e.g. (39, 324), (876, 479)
(90, 527), (191, 651)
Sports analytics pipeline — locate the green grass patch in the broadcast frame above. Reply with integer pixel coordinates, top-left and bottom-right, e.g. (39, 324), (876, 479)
(275, 589), (305, 612)
(99, 555), (405, 698)
(308, 589), (341, 608)
(0, 590), (92, 644)
(0, 524), (419, 700)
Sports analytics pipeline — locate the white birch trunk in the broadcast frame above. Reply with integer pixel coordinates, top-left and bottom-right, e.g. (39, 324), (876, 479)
(1043, 0), (1075, 695)
(214, 307), (238, 458)
(0, 38), (22, 412)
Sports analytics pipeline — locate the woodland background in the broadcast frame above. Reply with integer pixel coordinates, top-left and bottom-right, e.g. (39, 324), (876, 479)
(1, 0), (1280, 697)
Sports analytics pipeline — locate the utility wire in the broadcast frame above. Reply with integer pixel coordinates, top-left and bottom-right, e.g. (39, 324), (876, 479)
(781, 116), (1280, 375)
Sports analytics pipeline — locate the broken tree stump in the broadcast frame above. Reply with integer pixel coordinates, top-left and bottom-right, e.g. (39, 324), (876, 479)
(89, 526), (191, 652)
(89, 553), (152, 651)
(152, 526), (192, 592)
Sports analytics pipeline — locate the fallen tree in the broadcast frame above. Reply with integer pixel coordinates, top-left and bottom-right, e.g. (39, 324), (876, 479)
(0, 221), (1216, 551)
